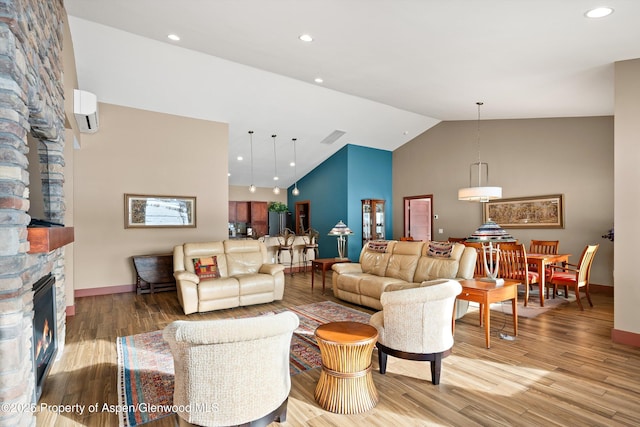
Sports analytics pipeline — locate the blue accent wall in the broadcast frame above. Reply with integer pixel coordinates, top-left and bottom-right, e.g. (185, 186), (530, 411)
(345, 145), (393, 260)
(288, 144), (392, 261)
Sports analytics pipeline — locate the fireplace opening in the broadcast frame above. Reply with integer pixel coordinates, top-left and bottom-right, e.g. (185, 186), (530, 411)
(32, 273), (57, 402)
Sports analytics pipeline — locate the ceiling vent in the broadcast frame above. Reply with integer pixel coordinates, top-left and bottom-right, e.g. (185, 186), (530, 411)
(320, 130), (346, 145)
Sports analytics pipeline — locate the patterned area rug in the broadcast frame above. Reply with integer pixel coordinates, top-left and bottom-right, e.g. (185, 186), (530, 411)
(116, 301), (371, 427)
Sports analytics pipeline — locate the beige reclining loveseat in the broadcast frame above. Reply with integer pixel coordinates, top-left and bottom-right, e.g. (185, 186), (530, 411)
(332, 240), (476, 317)
(173, 239), (285, 314)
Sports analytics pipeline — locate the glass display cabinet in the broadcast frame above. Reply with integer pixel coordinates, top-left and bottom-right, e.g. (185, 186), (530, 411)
(362, 199), (385, 246)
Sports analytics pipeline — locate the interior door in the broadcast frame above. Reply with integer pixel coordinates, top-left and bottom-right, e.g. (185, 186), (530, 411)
(404, 195), (432, 242)
(295, 201), (310, 234)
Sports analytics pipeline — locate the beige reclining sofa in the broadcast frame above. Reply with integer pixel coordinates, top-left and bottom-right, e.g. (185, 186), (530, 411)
(332, 240), (476, 317)
(173, 239), (285, 314)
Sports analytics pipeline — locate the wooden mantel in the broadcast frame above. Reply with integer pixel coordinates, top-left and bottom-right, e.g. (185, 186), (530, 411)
(27, 227), (74, 253)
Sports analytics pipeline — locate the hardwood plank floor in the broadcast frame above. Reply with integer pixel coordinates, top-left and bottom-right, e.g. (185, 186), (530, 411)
(36, 272), (640, 426)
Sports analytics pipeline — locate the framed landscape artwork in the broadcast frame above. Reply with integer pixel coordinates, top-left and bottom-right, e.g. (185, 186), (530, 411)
(483, 194), (564, 229)
(125, 194), (196, 228)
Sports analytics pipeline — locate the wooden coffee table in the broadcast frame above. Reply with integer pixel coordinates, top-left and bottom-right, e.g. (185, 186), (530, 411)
(456, 279), (519, 348)
(314, 321), (378, 414)
(311, 258), (351, 294)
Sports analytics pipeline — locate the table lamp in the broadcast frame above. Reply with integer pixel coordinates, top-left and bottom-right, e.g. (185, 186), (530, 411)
(328, 220), (353, 259)
(466, 219), (516, 283)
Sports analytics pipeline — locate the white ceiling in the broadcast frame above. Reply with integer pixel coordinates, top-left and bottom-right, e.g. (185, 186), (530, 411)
(64, 0), (640, 189)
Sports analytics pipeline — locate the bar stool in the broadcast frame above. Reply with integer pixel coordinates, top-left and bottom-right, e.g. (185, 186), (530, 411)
(277, 228), (296, 275)
(302, 228), (319, 273)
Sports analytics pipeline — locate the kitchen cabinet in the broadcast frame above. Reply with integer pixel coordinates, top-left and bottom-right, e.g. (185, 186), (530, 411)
(236, 202), (250, 223)
(250, 201), (268, 237)
(228, 201), (268, 238)
(228, 201), (237, 222)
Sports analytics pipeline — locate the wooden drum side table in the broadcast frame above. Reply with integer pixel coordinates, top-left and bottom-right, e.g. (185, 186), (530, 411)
(314, 321), (379, 414)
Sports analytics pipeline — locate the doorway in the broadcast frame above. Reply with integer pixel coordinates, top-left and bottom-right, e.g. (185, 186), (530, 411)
(403, 195), (433, 242)
(295, 201), (310, 234)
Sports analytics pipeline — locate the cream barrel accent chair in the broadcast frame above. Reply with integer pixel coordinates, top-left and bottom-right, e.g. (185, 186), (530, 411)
(369, 279), (462, 385)
(162, 311), (299, 426)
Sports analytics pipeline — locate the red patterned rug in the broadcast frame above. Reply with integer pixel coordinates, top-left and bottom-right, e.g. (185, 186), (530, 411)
(116, 301), (371, 427)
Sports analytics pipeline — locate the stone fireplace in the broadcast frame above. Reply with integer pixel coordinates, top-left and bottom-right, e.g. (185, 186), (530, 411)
(0, 1), (71, 426)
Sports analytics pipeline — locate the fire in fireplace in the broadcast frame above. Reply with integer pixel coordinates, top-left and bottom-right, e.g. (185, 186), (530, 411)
(32, 274), (57, 402)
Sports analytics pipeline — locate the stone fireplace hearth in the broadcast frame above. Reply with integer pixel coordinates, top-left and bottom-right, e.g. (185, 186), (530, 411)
(0, 1), (71, 426)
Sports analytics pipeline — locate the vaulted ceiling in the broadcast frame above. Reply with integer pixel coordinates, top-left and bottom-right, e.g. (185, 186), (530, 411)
(65, 1), (640, 189)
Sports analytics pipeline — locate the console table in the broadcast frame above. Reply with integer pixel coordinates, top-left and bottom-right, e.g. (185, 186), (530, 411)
(132, 254), (175, 294)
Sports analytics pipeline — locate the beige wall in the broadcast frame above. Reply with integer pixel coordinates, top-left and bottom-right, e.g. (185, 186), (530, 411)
(393, 116), (614, 286)
(62, 15), (79, 309)
(614, 58), (640, 335)
(73, 103), (228, 290)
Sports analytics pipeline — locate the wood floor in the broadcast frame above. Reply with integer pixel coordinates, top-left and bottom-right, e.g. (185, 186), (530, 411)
(37, 272), (640, 427)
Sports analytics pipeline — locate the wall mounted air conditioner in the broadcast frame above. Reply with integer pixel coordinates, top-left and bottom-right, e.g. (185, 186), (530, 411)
(73, 89), (99, 133)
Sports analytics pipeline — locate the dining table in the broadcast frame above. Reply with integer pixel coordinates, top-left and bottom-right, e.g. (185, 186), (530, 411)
(527, 252), (571, 307)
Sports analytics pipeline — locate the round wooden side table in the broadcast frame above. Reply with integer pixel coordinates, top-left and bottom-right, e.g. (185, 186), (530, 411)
(314, 321), (379, 414)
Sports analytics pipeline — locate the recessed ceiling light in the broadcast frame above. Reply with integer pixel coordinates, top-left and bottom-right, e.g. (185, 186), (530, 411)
(290, 161), (295, 167)
(299, 34), (313, 42)
(585, 7), (614, 18)
(314, 77), (324, 84)
(237, 156), (243, 161)
(228, 173), (231, 177)
(168, 34), (180, 41)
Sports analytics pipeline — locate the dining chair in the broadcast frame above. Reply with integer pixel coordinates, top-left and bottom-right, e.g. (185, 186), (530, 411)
(528, 240), (560, 271)
(498, 243), (540, 307)
(529, 240), (560, 255)
(463, 242), (486, 277)
(448, 237), (467, 243)
(546, 244), (599, 310)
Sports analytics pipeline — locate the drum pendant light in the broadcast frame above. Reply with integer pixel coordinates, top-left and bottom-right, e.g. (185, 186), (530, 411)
(458, 102), (502, 202)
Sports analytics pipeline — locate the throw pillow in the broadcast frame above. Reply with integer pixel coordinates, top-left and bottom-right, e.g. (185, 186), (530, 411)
(428, 241), (453, 259)
(192, 256), (221, 279)
(367, 240), (388, 253)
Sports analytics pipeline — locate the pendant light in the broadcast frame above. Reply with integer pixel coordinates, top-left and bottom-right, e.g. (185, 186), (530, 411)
(272, 134), (280, 195)
(458, 102), (502, 202)
(291, 137), (300, 196)
(248, 130), (256, 193)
